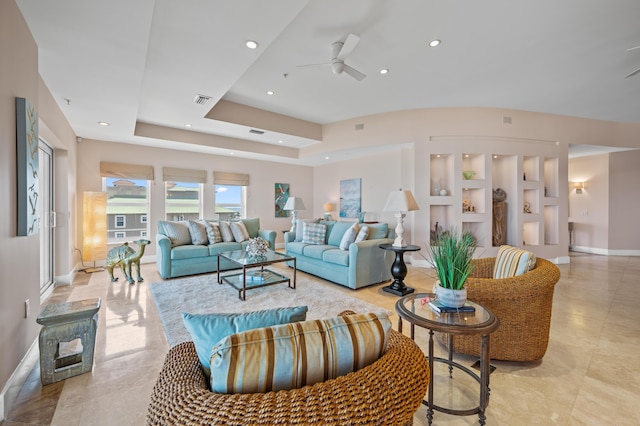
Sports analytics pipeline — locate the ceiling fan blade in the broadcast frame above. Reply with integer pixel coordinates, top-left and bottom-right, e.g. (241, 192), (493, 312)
(343, 64), (366, 81)
(624, 67), (640, 79)
(626, 46), (640, 52)
(336, 33), (360, 60)
(296, 62), (329, 69)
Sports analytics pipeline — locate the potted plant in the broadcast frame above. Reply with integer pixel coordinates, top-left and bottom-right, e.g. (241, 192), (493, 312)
(428, 228), (476, 307)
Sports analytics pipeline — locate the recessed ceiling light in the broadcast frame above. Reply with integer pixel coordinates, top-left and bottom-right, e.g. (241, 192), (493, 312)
(278, 140), (283, 144)
(325, 156), (330, 160)
(266, 90), (274, 95)
(185, 123), (192, 127)
(246, 40), (258, 49)
(429, 39), (441, 47)
(379, 68), (389, 75)
(229, 152), (235, 156)
(98, 121), (110, 126)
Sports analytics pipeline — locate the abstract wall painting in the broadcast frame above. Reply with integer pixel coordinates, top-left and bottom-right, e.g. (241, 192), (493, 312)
(275, 183), (290, 217)
(339, 178), (361, 218)
(16, 97), (39, 236)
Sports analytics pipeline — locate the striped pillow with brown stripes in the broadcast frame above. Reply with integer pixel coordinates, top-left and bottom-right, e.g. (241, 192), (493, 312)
(209, 312), (391, 394)
(493, 245), (537, 278)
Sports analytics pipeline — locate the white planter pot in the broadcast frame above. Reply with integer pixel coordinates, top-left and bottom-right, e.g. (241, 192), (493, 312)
(435, 282), (467, 308)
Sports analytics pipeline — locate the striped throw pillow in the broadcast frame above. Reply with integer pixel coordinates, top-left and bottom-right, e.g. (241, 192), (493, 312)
(209, 312), (391, 394)
(302, 222), (326, 245)
(230, 221), (250, 243)
(493, 245), (537, 278)
(218, 221), (235, 242)
(159, 221), (191, 247)
(187, 220), (208, 245)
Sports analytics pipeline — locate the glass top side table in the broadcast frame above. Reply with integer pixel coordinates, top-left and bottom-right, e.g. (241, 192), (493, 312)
(396, 293), (499, 425)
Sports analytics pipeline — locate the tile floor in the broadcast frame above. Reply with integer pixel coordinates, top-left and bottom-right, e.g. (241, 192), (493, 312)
(2, 252), (639, 425)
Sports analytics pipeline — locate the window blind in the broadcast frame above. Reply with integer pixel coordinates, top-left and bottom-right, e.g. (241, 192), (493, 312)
(100, 162), (154, 180)
(213, 172), (250, 186)
(162, 167), (206, 183)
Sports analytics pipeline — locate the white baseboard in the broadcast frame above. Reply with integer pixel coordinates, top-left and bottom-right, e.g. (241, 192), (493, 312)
(570, 246), (640, 256)
(0, 338), (39, 421)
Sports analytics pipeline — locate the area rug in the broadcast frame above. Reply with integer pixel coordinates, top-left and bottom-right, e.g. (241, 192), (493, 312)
(150, 269), (390, 346)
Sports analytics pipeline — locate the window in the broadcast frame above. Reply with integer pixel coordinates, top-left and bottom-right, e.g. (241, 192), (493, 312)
(115, 215), (126, 228)
(215, 184), (245, 220)
(165, 182), (202, 221)
(141, 231), (148, 237)
(104, 177), (150, 244)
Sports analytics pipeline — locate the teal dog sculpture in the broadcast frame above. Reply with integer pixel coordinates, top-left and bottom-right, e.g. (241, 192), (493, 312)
(107, 239), (150, 284)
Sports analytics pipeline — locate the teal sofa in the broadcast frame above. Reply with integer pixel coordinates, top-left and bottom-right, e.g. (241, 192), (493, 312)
(156, 218), (276, 279)
(284, 221), (394, 289)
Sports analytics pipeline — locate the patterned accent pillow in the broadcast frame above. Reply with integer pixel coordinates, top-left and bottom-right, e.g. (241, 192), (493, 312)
(493, 245), (537, 278)
(209, 312), (391, 394)
(295, 219), (320, 242)
(302, 222), (326, 245)
(182, 306), (308, 379)
(159, 221), (191, 247)
(187, 220), (209, 245)
(218, 221), (235, 242)
(205, 221), (222, 244)
(355, 225), (369, 242)
(339, 223), (359, 250)
(230, 221), (250, 243)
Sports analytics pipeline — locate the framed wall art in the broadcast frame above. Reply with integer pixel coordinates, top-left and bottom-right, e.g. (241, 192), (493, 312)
(16, 97), (39, 236)
(275, 183), (290, 217)
(339, 178), (361, 218)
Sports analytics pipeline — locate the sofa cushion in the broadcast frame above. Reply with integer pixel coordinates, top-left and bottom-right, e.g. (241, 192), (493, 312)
(302, 222), (326, 245)
(218, 221), (235, 242)
(339, 223), (359, 250)
(242, 218), (260, 238)
(230, 221), (250, 243)
(355, 224), (369, 242)
(159, 221), (192, 247)
(302, 244), (334, 260)
(493, 245), (537, 278)
(328, 221), (356, 247)
(367, 223), (389, 239)
(171, 245), (210, 260)
(209, 312), (391, 394)
(286, 242), (307, 256)
(295, 219), (319, 242)
(205, 221), (222, 244)
(323, 248), (350, 266)
(188, 220), (209, 245)
(182, 306), (308, 379)
(209, 242), (242, 255)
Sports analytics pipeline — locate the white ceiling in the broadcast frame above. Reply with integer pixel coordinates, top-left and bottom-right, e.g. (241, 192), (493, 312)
(16, 0), (640, 165)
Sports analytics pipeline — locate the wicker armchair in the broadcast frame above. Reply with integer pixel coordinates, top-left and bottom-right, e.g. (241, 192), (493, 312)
(438, 257), (560, 362)
(147, 322), (430, 425)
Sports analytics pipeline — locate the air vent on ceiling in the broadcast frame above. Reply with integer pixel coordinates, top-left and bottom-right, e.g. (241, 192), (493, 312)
(193, 94), (212, 105)
(249, 129), (265, 135)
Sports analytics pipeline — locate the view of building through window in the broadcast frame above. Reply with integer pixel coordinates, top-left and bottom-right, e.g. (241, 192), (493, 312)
(165, 182), (201, 221)
(215, 184), (244, 220)
(104, 177), (149, 244)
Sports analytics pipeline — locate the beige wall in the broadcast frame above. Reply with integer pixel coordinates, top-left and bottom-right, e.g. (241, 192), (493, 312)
(76, 139), (314, 258)
(608, 151), (640, 251)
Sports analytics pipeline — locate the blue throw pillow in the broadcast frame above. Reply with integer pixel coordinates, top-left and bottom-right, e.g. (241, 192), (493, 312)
(182, 306), (308, 378)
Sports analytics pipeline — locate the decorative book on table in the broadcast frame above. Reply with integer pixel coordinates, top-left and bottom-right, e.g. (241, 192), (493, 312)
(428, 300), (476, 313)
(246, 271), (272, 283)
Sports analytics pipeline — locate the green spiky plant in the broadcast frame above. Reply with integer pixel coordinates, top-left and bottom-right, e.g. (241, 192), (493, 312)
(428, 228), (476, 290)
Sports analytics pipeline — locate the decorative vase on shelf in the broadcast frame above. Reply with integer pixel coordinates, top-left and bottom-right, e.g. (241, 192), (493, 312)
(358, 211), (366, 223)
(462, 170), (476, 180)
(432, 178), (441, 195)
(434, 282), (467, 308)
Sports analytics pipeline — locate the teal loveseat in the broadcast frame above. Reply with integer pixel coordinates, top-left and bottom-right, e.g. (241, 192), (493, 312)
(284, 221), (394, 289)
(156, 218), (276, 279)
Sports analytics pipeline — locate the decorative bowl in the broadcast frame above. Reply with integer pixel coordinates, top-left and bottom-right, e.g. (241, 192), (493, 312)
(462, 170), (476, 180)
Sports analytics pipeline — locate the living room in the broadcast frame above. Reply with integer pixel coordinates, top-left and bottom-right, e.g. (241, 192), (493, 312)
(3, 1), (640, 424)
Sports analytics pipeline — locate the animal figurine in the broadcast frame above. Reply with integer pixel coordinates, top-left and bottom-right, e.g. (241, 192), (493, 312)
(107, 239), (150, 284)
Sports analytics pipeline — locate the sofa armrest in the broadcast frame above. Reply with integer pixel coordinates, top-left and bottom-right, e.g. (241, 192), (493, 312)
(156, 234), (172, 279)
(258, 229), (277, 250)
(348, 237), (394, 287)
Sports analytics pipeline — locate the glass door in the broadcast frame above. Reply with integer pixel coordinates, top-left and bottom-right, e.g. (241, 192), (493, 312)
(39, 140), (54, 298)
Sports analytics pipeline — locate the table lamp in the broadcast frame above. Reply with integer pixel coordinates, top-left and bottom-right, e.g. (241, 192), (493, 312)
(323, 202), (334, 220)
(383, 189), (419, 247)
(283, 196), (306, 232)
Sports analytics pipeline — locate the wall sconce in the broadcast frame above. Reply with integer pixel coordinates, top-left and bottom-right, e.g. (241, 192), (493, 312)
(574, 182), (585, 194)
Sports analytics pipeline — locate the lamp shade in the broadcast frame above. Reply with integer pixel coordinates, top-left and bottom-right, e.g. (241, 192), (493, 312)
(284, 196), (306, 211)
(82, 191), (107, 262)
(323, 202), (335, 213)
(383, 190), (419, 212)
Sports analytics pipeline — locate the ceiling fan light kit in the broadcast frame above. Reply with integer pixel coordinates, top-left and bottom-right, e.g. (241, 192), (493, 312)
(298, 33), (367, 81)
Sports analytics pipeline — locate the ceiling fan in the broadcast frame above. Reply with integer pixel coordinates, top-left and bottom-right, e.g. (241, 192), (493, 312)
(624, 46), (640, 78)
(298, 33), (367, 81)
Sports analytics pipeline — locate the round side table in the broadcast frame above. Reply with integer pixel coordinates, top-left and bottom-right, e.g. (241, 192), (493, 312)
(395, 293), (499, 425)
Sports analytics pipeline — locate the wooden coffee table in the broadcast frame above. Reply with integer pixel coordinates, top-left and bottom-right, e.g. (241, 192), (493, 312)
(217, 249), (296, 300)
